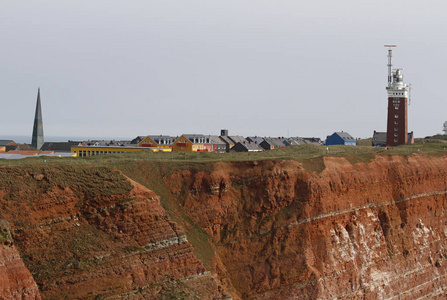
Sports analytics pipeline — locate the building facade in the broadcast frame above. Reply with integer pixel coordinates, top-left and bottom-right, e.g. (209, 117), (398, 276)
(325, 132), (356, 146)
(139, 135), (175, 149)
(172, 134), (208, 152)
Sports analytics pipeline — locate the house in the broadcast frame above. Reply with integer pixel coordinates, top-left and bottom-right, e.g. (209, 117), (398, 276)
(283, 137), (306, 146)
(205, 135), (227, 153)
(325, 132), (356, 146)
(373, 131), (414, 146)
(219, 135), (234, 152)
(302, 137), (322, 145)
(0, 140), (18, 152)
(139, 135), (175, 149)
(219, 130), (246, 152)
(260, 137), (286, 150)
(372, 131), (387, 147)
(231, 141), (264, 152)
(173, 134), (208, 152)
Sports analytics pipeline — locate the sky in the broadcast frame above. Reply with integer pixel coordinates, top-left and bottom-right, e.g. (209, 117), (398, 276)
(1, 1), (447, 142)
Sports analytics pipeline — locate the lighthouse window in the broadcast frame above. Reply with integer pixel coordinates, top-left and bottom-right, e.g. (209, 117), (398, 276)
(394, 128), (398, 131)
(394, 115), (399, 118)
(394, 133), (398, 137)
(394, 121), (398, 125)
(394, 139), (398, 142)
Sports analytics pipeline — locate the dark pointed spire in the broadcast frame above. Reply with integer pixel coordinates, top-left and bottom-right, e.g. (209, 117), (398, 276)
(31, 88), (44, 150)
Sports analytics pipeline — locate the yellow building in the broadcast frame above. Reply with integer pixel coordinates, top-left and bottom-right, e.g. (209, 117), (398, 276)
(71, 145), (171, 157)
(138, 135), (175, 149)
(173, 134), (208, 152)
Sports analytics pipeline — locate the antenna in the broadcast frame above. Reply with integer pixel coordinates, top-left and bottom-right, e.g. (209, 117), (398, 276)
(384, 45), (397, 89)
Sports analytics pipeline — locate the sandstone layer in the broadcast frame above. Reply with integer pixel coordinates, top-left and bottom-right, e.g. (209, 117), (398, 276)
(0, 165), (226, 299)
(0, 219), (41, 300)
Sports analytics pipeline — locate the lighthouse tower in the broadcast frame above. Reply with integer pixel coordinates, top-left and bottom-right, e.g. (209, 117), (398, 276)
(385, 47), (409, 146)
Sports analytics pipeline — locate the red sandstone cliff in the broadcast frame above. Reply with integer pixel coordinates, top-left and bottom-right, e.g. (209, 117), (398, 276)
(159, 155), (447, 299)
(0, 166), (227, 299)
(2, 154), (447, 299)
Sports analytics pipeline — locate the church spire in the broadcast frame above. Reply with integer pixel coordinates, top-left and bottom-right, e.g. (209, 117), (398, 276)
(31, 88), (44, 150)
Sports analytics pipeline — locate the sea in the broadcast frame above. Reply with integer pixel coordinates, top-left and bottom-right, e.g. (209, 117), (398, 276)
(0, 135), (134, 144)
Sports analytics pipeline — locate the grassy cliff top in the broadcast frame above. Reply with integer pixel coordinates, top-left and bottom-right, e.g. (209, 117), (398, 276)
(1, 138), (447, 168)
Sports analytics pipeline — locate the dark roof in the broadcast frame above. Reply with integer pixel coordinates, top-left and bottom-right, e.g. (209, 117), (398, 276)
(130, 136), (146, 144)
(0, 140), (15, 146)
(147, 135), (175, 145)
(262, 137), (286, 146)
(182, 134), (208, 144)
(242, 141), (263, 151)
(334, 132), (355, 141)
(206, 135), (226, 144)
(228, 136), (246, 144)
(231, 141), (264, 152)
(246, 136), (264, 144)
(41, 142), (78, 152)
(285, 137), (306, 146)
(183, 134), (205, 139)
(147, 135), (174, 140)
(219, 136), (234, 145)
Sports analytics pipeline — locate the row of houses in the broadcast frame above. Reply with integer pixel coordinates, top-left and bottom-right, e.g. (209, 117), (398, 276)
(0, 131), (359, 159)
(38, 130), (357, 157)
(128, 130), (328, 153)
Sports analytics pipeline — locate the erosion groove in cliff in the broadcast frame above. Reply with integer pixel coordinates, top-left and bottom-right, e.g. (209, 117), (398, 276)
(0, 165), (226, 299)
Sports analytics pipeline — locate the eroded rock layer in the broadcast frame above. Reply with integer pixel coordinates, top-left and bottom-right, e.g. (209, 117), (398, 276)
(0, 218), (40, 300)
(0, 166), (226, 299)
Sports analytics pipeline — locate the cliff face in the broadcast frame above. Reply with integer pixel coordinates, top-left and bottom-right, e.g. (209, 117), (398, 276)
(0, 219), (40, 300)
(161, 155), (447, 299)
(2, 154), (447, 299)
(0, 166), (226, 299)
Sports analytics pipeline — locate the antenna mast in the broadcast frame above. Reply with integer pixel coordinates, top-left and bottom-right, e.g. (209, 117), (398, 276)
(384, 45), (397, 89)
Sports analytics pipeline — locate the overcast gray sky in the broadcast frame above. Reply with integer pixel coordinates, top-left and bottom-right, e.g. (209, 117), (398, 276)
(1, 1), (446, 142)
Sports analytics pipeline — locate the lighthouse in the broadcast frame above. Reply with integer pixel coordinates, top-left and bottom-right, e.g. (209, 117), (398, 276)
(31, 88), (44, 150)
(385, 46), (409, 146)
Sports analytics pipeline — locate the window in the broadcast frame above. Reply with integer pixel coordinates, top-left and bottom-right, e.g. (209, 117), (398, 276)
(394, 121), (398, 125)
(394, 139), (398, 142)
(394, 133), (398, 137)
(394, 128), (398, 131)
(395, 115), (399, 118)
